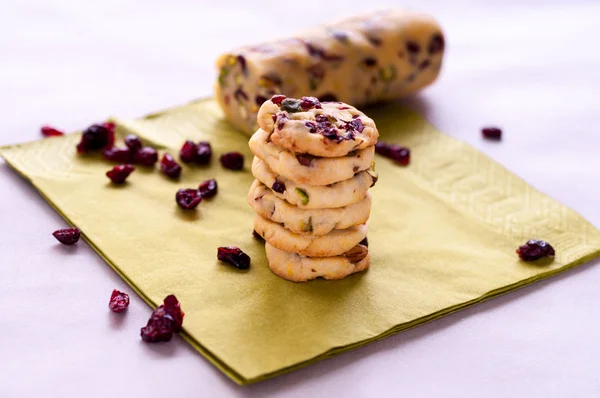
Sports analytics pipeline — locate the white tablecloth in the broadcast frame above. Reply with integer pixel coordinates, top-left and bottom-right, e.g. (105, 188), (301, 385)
(1, 1), (599, 396)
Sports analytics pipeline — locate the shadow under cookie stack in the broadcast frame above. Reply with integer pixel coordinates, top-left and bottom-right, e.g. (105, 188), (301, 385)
(248, 95), (379, 282)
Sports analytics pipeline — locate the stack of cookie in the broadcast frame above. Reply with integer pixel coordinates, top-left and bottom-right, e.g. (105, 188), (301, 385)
(248, 95), (379, 282)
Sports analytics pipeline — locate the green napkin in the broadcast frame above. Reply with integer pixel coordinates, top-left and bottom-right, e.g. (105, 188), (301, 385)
(2, 98), (598, 385)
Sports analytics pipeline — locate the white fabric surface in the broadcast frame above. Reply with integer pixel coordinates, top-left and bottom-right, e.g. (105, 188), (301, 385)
(1, 1), (599, 396)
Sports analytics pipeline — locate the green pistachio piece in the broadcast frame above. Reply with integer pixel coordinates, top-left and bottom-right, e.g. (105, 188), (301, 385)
(301, 216), (313, 232)
(295, 188), (309, 205)
(378, 65), (398, 82)
(309, 78), (318, 91)
(281, 98), (302, 113)
(370, 161), (376, 171)
(218, 67), (230, 86)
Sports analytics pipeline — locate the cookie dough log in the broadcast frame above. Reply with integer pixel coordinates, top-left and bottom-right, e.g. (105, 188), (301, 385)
(215, 9), (445, 135)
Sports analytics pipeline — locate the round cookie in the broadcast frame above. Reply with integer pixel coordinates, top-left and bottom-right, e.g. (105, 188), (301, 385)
(249, 128), (375, 186)
(248, 180), (371, 235)
(265, 243), (370, 282)
(251, 157), (377, 209)
(257, 97), (379, 158)
(254, 214), (367, 257)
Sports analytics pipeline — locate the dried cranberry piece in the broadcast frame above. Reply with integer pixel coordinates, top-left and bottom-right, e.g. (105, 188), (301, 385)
(331, 30), (349, 43)
(133, 147), (158, 166)
(419, 59), (431, 71)
(319, 93), (338, 102)
(236, 55), (247, 75)
(315, 114), (328, 123)
(220, 152), (244, 170)
(277, 114), (289, 130)
(196, 141), (212, 165)
(299, 96), (322, 111)
(516, 240), (555, 261)
(52, 227), (80, 245)
(482, 127), (502, 140)
(217, 246), (251, 270)
(305, 121), (317, 133)
(255, 95), (268, 106)
(367, 36), (382, 47)
(252, 230), (264, 241)
(124, 135), (142, 152)
(106, 164), (135, 184)
(176, 189), (201, 210)
(271, 95), (286, 105)
(199, 178), (218, 198)
(363, 57), (377, 67)
(272, 180), (286, 193)
(296, 154), (313, 167)
(338, 106), (351, 110)
(103, 147), (134, 163)
(160, 153), (182, 179)
(41, 125), (64, 137)
(376, 142), (410, 166)
(406, 41), (421, 54)
(140, 294), (185, 343)
(428, 33), (445, 55)
(179, 140), (198, 163)
(234, 87), (248, 102)
(109, 289), (130, 313)
(304, 41), (344, 62)
(77, 123), (114, 153)
(344, 118), (365, 135)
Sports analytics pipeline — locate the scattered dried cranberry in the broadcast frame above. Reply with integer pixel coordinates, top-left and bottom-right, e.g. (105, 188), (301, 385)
(199, 178), (218, 198)
(103, 147), (134, 163)
(252, 230), (264, 241)
(108, 289), (130, 313)
(313, 114), (341, 141)
(76, 123), (114, 153)
(516, 240), (555, 262)
(217, 246), (251, 270)
(41, 125), (64, 137)
(299, 96), (322, 111)
(367, 36), (382, 46)
(304, 41), (343, 62)
(255, 95), (268, 106)
(406, 41), (421, 54)
(482, 127), (502, 140)
(196, 141), (212, 165)
(160, 153), (182, 179)
(106, 164), (135, 184)
(375, 142), (410, 166)
(362, 57), (377, 67)
(338, 106), (351, 110)
(236, 55), (247, 75)
(331, 30), (349, 43)
(277, 114), (289, 130)
(220, 152), (244, 170)
(343, 118), (365, 136)
(179, 140), (198, 163)
(272, 180), (286, 193)
(52, 227), (80, 245)
(296, 154), (313, 167)
(271, 95), (286, 105)
(419, 59), (431, 70)
(428, 33), (445, 55)
(133, 147), (158, 166)
(140, 294), (185, 343)
(125, 135), (143, 152)
(176, 189), (201, 210)
(305, 121), (317, 133)
(234, 87), (249, 102)
(319, 93), (338, 102)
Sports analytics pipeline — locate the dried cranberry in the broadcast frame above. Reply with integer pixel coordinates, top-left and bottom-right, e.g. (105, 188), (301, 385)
(41, 125), (64, 137)
(124, 135), (142, 152)
(367, 36), (382, 46)
(234, 87), (249, 102)
(305, 121), (317, 133)
(236, 55), (247, 75)
(338, 106), (351, 110)
(344, 118), (365, 135)
(271, 95), (286, 105)
(277, 114), (289, 130)
(179, 140), (198, 163)
(299, 96), (322, 111)
(220, 152), (244, 170)
(319, 93), (338, 102)
(103, 147), (134, 163)
(106, 164), (135, 184)
(315, 114), (329, 123)
(133, 147), (158, 166)
(140, 294), (185, 343)
(376, 142), (410, 166)
(217, 246), (251, 270)
(482, 127), (502, 140)
(304, 41), (344, 62)
(296, 154), (313, 167)
(359, 237), (368, 247)
(428, 33), (445, 55)
(52, 227), (80, 245)
(109, 289), (130, 313)
(255, 95), (268, 106)
(77, 123), (114, 153)
(252, 230), (264, 241)
(419, 59), (431, 71)
(196, 141), (212, 165)
(199, 178), (218, 198)
(160, 153), (182, 179)
(516, 240), (555, 261)
(176, 189), (201, 210)
(363, 57), (377, 67)
(406, 41), (421, 54)
(272, 180), (286, 193)
(331, 30), (349, 43)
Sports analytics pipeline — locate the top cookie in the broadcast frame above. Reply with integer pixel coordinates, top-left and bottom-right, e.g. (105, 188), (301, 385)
(257, 96), (379, 158)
